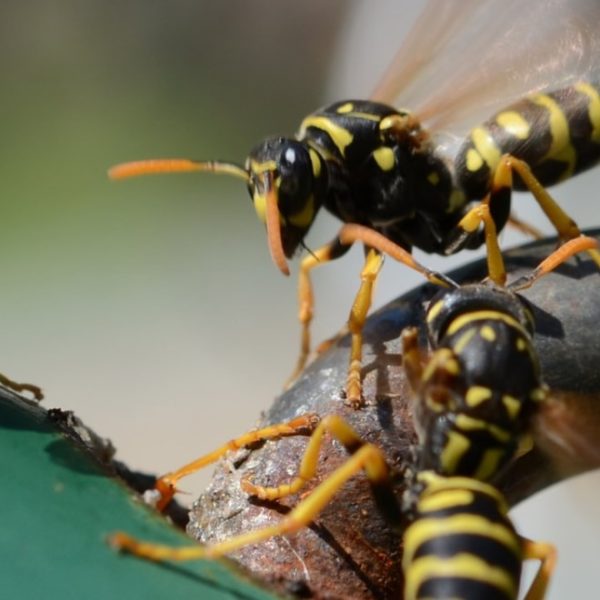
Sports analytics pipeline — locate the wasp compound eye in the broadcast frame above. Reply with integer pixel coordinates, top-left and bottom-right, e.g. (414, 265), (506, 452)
(276, 143), (314, 214)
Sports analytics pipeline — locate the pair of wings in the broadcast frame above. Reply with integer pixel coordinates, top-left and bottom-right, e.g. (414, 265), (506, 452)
(369, 0), (600, 153)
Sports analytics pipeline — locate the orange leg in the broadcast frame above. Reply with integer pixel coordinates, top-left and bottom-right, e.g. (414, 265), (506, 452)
(0, 372), (43, 401)
(284, 238), (351, 389)
(344, 249), (385, 408)
(457, 154), (600, 270)
(521, 537), (557, 600)
(154, 414), (319, 511)
(456, 198), (507, 285)
(110, 416), (396, 562)
(508, 235), (599, 291)
(243, 414), (376, 500)
(336, 224), (457, 408)
(400, 327), (425, 392)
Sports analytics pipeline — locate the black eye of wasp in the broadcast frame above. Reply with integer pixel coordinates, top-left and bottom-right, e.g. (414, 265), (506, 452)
(277, 142), (313, 213)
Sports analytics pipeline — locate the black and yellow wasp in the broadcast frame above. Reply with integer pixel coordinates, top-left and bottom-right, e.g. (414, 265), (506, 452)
(109, 229), (597, 599)
(110, 0), (600, 408)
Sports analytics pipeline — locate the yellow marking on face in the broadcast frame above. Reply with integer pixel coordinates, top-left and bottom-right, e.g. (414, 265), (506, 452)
(287, 195), (316, 228)
(471, 126), (501, 172)
(474, 448), (506, 480)
(417, 489), (473, 513)
(427, 171), (440, 186)
(502, 395), (521, 419)
(466, 147), (484, 172)
(299, 116), (354, 157)
(249, 159), (278, 175)
(373, 146), (396, 171)
(480, 325), (496, 342)
(575, 82), (600, 141)
(336, 102), (354, 114)
(446, 310), (527, 338)
(426, 299), (444, 324)
(455, 413), (511, 443)
(440, 431), (470, 473)
(253, 193), (267, 223)
(496, 110), (531, 140)
(465, 386), (492, 407)
(516, 337), (527, 351)
(308, 148), (321, 177)
(532, 93), (576, 179)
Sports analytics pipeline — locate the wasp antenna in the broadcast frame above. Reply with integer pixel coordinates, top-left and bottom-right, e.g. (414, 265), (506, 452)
(108, 158), (249, 182)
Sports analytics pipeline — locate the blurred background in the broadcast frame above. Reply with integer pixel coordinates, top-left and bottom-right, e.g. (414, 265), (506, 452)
(1, 1), (598, 597)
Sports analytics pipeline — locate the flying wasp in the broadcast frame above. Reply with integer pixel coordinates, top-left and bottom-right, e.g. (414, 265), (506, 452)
(109, 0), (600, 408)
(109, 226), (597, 600)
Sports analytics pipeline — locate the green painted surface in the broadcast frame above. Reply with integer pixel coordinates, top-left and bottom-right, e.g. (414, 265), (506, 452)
(0, 391), (279, 600)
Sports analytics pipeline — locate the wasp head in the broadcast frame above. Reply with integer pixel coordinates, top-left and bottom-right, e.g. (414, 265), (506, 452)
(246, 137), (326, 275)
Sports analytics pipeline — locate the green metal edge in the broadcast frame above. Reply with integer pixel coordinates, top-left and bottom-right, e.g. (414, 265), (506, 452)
(0, 390), (281, 600)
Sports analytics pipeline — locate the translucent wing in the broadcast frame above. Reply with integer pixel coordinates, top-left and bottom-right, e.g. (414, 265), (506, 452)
(532, 390), (600, 478)
(371, 0), (600, 148)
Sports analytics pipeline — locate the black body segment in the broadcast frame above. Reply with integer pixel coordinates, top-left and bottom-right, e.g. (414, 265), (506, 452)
(403, 474), (522, 600)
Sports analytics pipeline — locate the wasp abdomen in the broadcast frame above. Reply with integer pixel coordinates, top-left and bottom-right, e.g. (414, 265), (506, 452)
(403, 474), (521, 600)
(456, 81), (600, 199)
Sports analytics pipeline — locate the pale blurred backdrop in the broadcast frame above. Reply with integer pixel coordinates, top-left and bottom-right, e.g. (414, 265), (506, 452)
(1, 2), (598, 598)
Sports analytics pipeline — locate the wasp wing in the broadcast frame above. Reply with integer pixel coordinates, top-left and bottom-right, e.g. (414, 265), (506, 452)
(371, 0), (600, 153)
(532, 390), (600, 478)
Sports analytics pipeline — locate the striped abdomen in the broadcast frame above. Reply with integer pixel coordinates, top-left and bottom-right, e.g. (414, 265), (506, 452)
(457, 81), (600, 199)
(403, 473), (522, 600)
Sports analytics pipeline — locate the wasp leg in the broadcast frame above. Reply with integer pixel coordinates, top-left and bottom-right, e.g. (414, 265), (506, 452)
(455, 196), (508, 285)
(457, 154), (600, 269)
(153, 414), (319, 511)
(508, 235), (599, 291)
(243, 414), (384, 500)
(284, 237), (351, 390)
(110, 416), (399, 562)
(343, 248), (385, 408)
(0, 372), (43, 401)
(520, 537), (557, 600)
(338, 225), (458, 289)
(337, 224), (458, 408)
(401, 327), (425, 392)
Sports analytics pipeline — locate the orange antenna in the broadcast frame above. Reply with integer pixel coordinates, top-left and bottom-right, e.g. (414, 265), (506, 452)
(264, 172), (289, 276)
(108, 158), (249, 182)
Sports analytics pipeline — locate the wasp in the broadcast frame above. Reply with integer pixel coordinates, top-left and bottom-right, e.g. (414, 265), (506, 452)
(109, 228), (596, 599)
(109, 0), (600, 408)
